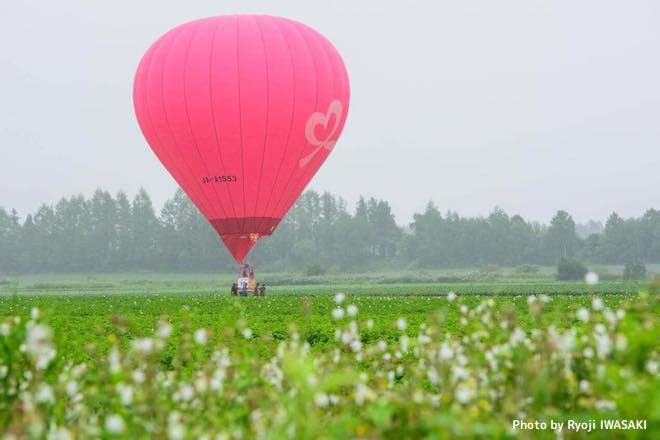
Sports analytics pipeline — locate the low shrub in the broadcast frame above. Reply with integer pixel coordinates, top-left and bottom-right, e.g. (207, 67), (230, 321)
(557, 257), (588, 280)
(515, 264), (539, 274)
(304, 263), (326, 277)
(623, 260), (646, 280)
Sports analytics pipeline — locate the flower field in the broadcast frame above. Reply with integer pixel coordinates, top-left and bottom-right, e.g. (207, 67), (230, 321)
(1, 278), (658, 439)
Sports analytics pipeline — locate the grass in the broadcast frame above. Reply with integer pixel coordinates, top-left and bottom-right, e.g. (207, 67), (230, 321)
(0, 270), (649, 296)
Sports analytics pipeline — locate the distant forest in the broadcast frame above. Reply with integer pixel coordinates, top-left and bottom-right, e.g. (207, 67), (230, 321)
(1, 188), (659, 273)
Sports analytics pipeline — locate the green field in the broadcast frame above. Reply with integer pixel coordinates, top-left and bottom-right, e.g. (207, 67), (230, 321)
(1, 274), (658, 438)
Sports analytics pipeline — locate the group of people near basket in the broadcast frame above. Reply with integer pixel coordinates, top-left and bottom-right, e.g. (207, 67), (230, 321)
(230, 263), (266, 296)
(230, 281), (266, 296)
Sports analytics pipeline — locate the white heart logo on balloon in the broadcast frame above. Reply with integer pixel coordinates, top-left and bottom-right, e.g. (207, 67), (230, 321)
(300, 99), (343, 168)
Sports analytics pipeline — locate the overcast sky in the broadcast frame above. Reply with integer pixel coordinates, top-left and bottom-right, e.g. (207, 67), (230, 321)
(1, 0), (658, 225)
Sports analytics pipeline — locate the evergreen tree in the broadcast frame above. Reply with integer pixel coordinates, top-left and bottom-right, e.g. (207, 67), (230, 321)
(599, 213), (628, 264)
(88, 190), (117, 270)
(131, 188), (159, 269)
(408, 202), (445, 268)
(32, 205), (58, 271)
(543, 210), (579, 262)
(114, 191), (133, 269)
(0, 208), (20, 272)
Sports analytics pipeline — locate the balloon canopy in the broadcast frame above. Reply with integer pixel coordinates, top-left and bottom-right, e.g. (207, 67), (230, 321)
(133, 15), (350, 262)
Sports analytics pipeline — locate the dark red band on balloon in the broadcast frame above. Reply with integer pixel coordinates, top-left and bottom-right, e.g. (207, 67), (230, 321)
(209, 217), (280, 236)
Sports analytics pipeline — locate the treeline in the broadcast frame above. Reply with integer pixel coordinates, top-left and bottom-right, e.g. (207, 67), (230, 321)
(1, 188), (659, 273)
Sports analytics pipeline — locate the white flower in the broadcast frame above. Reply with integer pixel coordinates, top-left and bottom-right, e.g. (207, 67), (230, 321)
(595, 334), (612, 359)
(576, 308), (590, 322)
(178, 383), (195, 401)
(31, 307), (40, 319)
(395, 318), (407, 331)
(194, 329), (208, 345)
(366, 319), (374, 329)
(510, 328), (526, 346)
(194, 374), (208, 393)
(167, 412), (185, 440)
(595, 400), (616, 411)
(585, 272), (599, 285)
(210, 367), (227, 391)
(261, 362), (283, 389)
(0, 323), (9, 336)
(579, 380), (590, 393)
(447, 291), (457, 301)
(334, 292), (345, 304)
(116, 383), (134, 405)
(418, 334), (431, 344)
(0, 365), (7, 379)
(451, 365), (469, 383)
(346, 304), (358, 317)
(242, 328), (253, 339)
(156, 322), (172, 339)
(48, 426), (73, 440)
(427, 368), (439, 385)
(377, 340), (388, 351)
(354, 383), (373, 405)
(35, 383), (54, 404)
(109, 348), (121, 374)
(25, 323), (56, 370)
(583, 347), (594, 359)
(105, 414), (125, 434)
(350, 340), (362, 353)
(331, 308), (345, 320)
(399, 335), (409, 353)
(314, 392), (329, 408)
(132, 338), (155, 354)
(439, 342), (454, 361)
(168, 424), (185, 440)
(341, 331), (352, 345)
(455, 383), (475, 404)
(646, 360), (658, 375)
(66, 381), (78, 398)
(592, 297), (604, 311)
(132, 370), (145, 384)
(527, 295), (537, 305)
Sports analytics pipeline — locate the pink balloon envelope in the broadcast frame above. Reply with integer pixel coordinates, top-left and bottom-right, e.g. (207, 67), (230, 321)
(133, 15), (350, 261)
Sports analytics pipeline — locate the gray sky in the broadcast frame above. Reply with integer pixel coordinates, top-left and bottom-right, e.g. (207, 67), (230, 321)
(1, 0), (659, 225)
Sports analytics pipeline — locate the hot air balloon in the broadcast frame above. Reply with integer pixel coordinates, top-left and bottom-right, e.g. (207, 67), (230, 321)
(133, 15), (350, 262)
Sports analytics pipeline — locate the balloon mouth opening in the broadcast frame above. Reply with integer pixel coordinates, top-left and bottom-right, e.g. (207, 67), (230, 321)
(220, 234), (258, 262)
(210, 217), (281, 262)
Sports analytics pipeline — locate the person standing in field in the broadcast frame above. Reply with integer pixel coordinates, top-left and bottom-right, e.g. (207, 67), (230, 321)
(237, 276), (248, 296)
